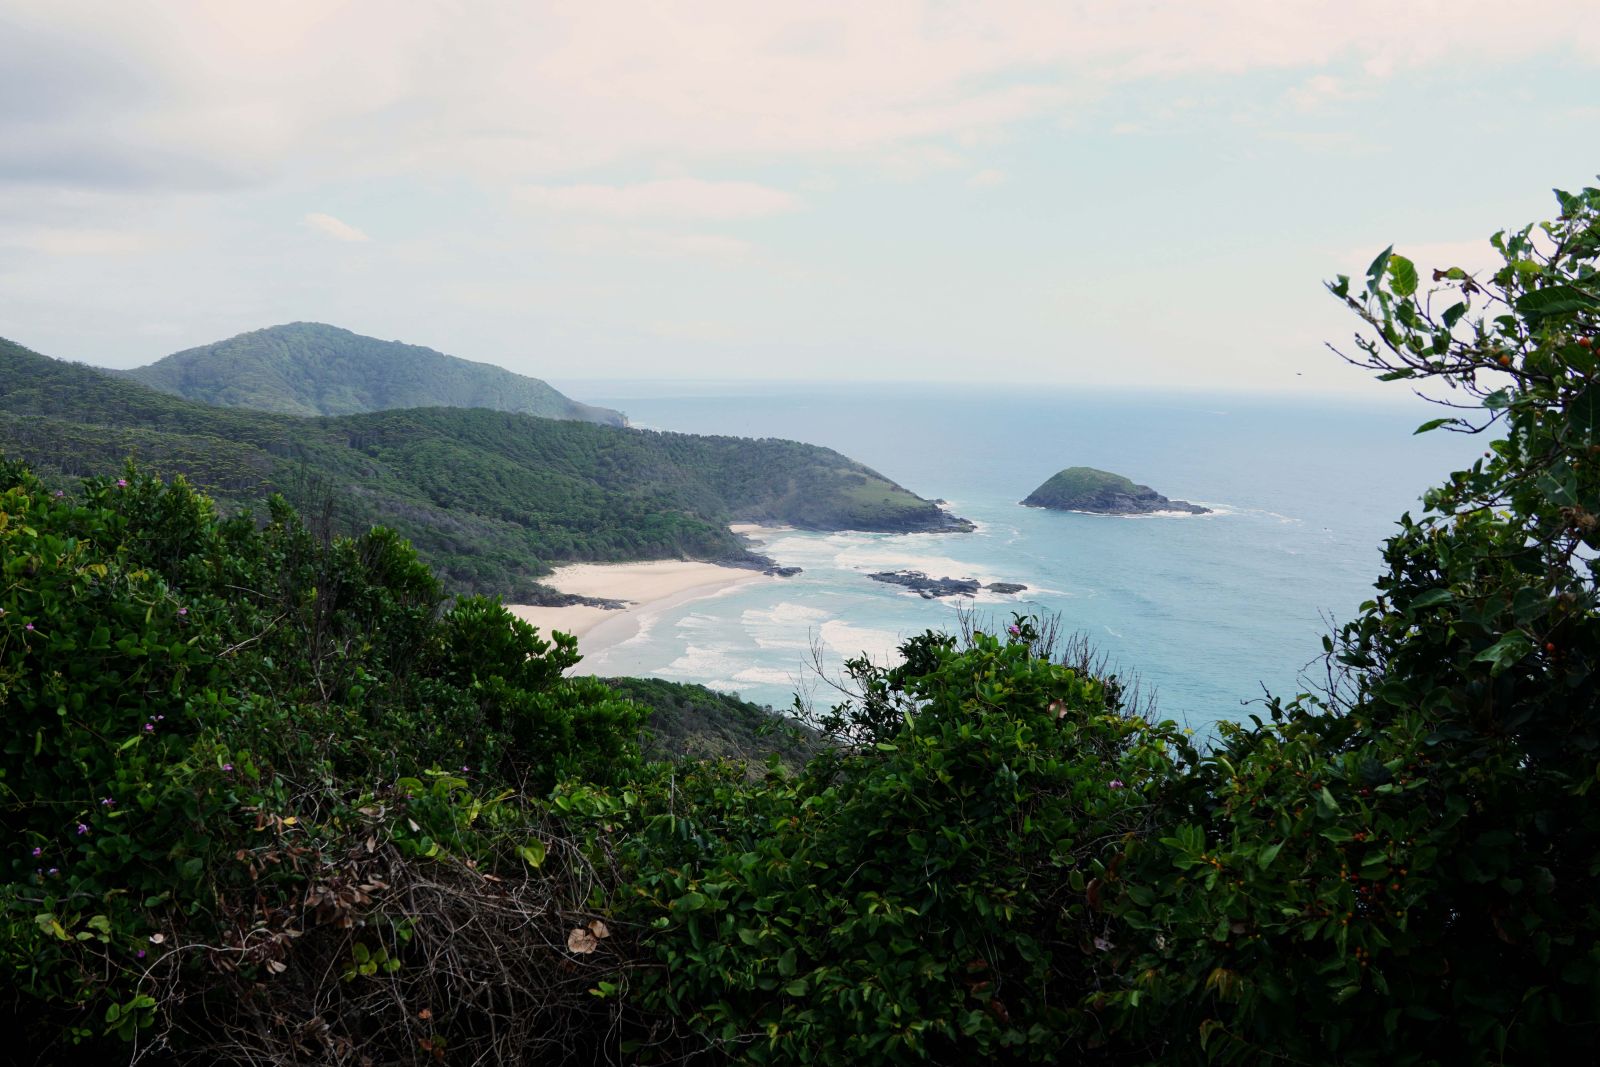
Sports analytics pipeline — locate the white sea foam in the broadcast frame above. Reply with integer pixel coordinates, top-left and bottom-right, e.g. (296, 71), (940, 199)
(739, 601), (827, 651)
(832, 543), (1002, 584)
(742, 602), (829, 626)
(656, 643), (742, 680)
(820, 619), (904, 664)
(732, 665), (802, 687)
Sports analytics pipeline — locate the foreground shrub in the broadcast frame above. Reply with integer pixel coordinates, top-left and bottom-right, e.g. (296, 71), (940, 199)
(623, 624), (1194, 1065)
(1108, 185), (1600, 1063)
(0, 461), (644, 1062)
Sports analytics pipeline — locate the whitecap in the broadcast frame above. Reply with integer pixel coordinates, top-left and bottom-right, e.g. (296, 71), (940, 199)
(820, 619), (905, 664)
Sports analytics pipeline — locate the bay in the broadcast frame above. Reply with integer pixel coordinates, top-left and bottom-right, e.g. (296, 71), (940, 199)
(549, 380), (1481, 734)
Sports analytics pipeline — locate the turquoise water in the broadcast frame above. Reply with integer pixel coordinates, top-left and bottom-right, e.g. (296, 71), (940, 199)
(550, 381), (1481, 733)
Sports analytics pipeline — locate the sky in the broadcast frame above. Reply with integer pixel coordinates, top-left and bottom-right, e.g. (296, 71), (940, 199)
(1, 1), (1598, 394)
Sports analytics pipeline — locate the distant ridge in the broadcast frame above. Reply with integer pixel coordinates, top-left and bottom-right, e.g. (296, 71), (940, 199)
(119, 322), (626, 426)
(1, 335), (968, 599)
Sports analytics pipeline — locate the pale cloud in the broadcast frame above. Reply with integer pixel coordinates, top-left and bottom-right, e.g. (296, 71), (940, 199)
(1285, 74), (1367, 112)
(5, 226), (153, 256)
(517, 179), (797, 220)
(564, 224), (753, 263)
(3, 1), (1599, 388)
(648, 319), (738, 342)
(967, 168), (1007, 188)
(303, 212), (369, 242)
(7, 1), (1598, 188)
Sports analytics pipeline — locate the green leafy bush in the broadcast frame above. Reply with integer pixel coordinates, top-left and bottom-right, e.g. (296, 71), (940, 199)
(0, 460), (646, 1061)
(623, 623), (1193, 1064)
(1107, 185), (1600, 1063)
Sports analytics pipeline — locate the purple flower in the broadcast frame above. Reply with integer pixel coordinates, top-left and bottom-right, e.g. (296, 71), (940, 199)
(222, 763), (234, 773)
(48, 867), (59, 876)
(143, 723), (155, 733)
(1007, 624), (1021, 637)
(1108, 779), (1125, 790)
(177, 607), (188, 617)
(461, 765), (470, 773)
(100, 797), (114, 808)
(136, 949), (146, 959)
(76, 823), (89, 835)
(116, 478), (127, 488)
(31, 847), (41, 858)
(25, 622), (34, 632)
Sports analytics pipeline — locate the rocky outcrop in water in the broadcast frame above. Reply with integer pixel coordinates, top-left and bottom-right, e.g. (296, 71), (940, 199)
(1022, 467), (1210, 515)
(868, 571), (1028, 599)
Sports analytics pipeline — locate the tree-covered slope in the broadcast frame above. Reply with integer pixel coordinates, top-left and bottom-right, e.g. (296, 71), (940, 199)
(0, 337), (965, 597)
(119, 322), (626, 426)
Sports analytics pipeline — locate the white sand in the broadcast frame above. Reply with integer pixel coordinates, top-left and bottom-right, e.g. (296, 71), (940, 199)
(506, 559), (771, 655)
(729, 522), (795, 537)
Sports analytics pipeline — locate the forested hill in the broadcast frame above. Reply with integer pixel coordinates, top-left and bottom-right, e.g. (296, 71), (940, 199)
(0, 336), (965, 597)
(117, 322), (627, 426)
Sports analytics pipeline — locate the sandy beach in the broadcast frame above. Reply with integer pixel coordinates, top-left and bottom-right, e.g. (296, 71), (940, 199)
(506, 559), (773, 657)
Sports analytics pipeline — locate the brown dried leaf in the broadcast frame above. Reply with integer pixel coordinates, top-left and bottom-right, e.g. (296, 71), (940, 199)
(587, 920), (611, 940)
(567, 928), (599, 954)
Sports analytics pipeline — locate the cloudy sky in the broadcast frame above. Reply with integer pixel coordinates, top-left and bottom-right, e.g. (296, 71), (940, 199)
(2, 1), (1597, 393)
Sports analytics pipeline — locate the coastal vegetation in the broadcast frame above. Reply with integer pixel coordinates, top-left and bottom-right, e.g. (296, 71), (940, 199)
(3, 185), (1598, 1064)
(1022, 466), (1210, 514)
(119, 322), (628, 426)
(0, 338), (961, 599)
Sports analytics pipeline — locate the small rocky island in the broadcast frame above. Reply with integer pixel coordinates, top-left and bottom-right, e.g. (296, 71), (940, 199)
(869, 570), (1028, 599)
(1022, 467), (1210, 515)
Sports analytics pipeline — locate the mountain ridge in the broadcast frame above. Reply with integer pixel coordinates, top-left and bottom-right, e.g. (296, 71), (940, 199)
(0, 335), (968, 598)
(118, 321), (627, 426)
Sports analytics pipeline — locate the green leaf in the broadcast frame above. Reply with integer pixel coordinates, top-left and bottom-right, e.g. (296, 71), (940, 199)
(1317, 787), (1342, 817)
(1569, 385), (1600, 437)
(1366, 245), (1394, 290)
(1256, 842), (1283, 869)
(673, 891), (708, 912)
(1515, 284), (1600, 321)
(785, 979), (809, 996)
(777, 947), (798, 977)
(1388, 255), (1418, 298)
(1474, 632), (1533, 675)
(1409, 588), (1455, 609)
(517, 840), (546, 869)
(1413, 418), (1458, 435)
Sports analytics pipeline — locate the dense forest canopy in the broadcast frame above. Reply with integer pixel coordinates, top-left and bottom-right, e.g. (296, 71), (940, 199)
(0, 336), (960, 598)
(120, 322), (628, 426)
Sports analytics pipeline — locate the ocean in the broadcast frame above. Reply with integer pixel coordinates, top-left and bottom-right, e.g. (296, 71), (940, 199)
(550, 380), (1481, 735)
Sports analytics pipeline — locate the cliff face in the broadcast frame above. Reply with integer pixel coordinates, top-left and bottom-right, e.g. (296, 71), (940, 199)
(1022, 467), (1210, 515)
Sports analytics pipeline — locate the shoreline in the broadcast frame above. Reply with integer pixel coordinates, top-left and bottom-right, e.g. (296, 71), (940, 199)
(506, 559), (774, 661)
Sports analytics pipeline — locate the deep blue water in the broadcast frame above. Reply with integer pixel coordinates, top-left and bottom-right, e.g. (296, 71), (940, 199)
(549, 381), (1481, 733)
